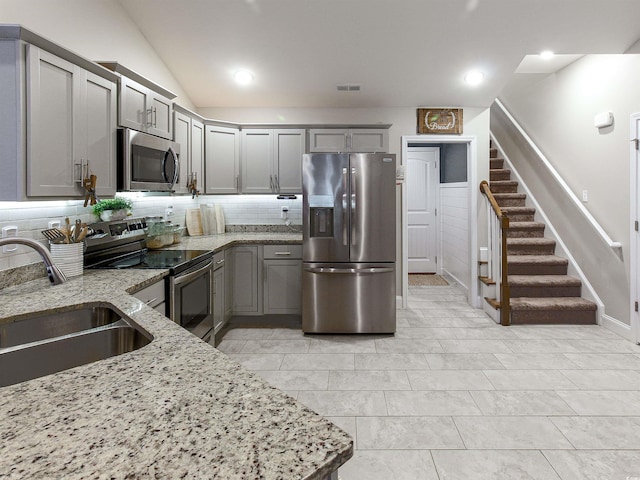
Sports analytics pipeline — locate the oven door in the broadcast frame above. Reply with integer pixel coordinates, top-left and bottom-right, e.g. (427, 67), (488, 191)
(120, 129), (180, 191)
(169, 259), (214, 340)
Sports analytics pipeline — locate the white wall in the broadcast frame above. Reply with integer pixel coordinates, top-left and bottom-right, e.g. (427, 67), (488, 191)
(498, 54), (640, 325)
(0, 0), (194, 109)
(440, 184), (469, 289)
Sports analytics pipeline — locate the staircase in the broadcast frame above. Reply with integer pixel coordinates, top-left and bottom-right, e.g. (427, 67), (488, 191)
(484, 144), (597, 325)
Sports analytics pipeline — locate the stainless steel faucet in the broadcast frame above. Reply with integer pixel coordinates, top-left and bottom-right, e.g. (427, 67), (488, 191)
(0, 237), (66, 285)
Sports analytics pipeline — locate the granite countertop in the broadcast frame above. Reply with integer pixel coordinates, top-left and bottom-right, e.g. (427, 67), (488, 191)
(0, 233), (352, 479)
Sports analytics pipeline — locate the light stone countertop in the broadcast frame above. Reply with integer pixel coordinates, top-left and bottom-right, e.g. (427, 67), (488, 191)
(0, 233), (352, 479)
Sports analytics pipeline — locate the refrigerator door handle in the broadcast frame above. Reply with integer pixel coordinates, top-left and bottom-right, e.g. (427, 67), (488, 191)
(304, 267), (394, 274)
(342, 167), (348, 246)
(351, 167), (357, 245)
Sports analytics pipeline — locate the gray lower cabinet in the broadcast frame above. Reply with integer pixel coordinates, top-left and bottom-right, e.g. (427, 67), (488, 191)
(224, 248), (234, 321)
(213, 251), (226, 333)
(263, 245), (302, 315)
(132, 279), (166, 315)
(231, 245), (262, 315)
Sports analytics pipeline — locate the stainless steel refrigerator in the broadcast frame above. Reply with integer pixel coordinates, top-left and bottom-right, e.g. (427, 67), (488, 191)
(302, 153), (396, 333)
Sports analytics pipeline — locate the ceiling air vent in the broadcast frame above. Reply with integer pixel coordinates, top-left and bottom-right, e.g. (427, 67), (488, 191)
(337, 84), (361, 92)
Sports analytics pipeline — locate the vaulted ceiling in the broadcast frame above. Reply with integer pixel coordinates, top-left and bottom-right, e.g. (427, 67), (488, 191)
(118, 0), (640, 109)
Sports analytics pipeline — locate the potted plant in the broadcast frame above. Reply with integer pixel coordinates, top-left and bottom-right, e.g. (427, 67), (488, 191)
(92, 197), (133, 221)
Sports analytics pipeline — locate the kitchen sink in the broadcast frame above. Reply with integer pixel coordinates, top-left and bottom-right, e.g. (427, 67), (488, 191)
(0, 305), (153, 387)
(0, 305), (122, 348)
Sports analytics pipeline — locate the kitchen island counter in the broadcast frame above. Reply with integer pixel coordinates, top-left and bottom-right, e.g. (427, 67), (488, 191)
(0, 233), (351, 480)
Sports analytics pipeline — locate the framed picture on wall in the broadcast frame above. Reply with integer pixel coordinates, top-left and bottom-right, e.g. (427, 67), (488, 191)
(417, 108), (463, 134)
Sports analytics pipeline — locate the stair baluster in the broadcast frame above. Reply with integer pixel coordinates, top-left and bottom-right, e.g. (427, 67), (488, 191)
(480, 180), (511, 325)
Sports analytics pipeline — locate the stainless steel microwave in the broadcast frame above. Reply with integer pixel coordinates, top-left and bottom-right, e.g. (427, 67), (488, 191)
(118, 128), (181, 192)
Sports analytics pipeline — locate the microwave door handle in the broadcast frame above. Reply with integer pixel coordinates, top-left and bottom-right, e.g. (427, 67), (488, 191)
(171, 147), (180, 188)
(163, 147), (179, 188)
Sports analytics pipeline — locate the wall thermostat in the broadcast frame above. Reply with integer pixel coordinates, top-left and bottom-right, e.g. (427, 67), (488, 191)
(594, 111), (614, 129)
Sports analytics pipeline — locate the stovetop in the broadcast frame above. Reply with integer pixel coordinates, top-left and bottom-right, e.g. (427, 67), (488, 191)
(97, 249), (213, 274)
(83, 217), (213, 275)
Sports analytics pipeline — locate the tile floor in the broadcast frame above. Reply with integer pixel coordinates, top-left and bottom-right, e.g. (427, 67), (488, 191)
(217, 284), (640, 480)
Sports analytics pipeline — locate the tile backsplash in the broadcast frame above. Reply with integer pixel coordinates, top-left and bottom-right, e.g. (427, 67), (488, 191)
(0, 194), (301, 271)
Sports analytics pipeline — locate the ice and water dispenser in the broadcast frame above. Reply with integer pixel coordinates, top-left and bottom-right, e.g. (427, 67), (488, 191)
(308, 195), (334, 238)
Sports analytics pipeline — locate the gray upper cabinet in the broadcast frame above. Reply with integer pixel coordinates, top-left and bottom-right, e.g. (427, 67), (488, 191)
(119, 76), (173, 140)
(191, 118), (205, 193)
(308, 128), (389, 153)
(241, 129), (273, 194)
(241, 128), (305, 194)
(274, 129), (305, 193)
(205, 125), (240, 194)
(173, 111), (191, 195)
(174, 110), (205, 195)
(26, 45), (116, 198)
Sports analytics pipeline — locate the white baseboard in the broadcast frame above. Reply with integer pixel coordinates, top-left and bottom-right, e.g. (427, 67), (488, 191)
(396, 295), (404, 309)
(601, 313), (635, 342)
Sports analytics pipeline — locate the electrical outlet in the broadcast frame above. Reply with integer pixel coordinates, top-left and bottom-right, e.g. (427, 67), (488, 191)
(582, 190), (588, 202)
(281, 206), (289, 219)
(2, 225), (19, 253)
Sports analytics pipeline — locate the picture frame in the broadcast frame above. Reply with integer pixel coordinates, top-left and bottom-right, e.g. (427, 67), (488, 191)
(417, 108), (463, 134)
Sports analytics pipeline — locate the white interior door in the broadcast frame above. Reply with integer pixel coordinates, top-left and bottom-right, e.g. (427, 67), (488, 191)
(407, 148), (439, 273)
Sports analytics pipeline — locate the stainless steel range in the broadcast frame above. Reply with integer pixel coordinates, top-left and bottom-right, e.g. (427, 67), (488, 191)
(84, 217), (214, 342)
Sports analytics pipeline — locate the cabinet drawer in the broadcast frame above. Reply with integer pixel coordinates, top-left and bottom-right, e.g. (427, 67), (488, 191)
(213, 251), (226, 270)
(133, 280), (165, 308)
(263, 244), (302, 259)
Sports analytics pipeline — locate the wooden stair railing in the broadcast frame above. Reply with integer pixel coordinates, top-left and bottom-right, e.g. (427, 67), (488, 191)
(480, 180), (511, 326)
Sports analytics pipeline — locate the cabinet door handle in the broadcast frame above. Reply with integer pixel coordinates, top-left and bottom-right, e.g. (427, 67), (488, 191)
(275, 174), (280, 192)
(216, 259), (225, 265)
(153, 106), (158, 127)
(270, 175), (274, 191)
(75, 159), (86, 185)
(274, 252), (291, 256)
(144, 297), (158, 306)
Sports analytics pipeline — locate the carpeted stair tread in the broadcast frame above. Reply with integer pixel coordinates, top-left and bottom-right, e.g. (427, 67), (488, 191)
(507, 221), (545, 229)
(505, 221), (545, 238)
(490, 158), (504, 169)
(490, 148), (498, 158)
(490, 169), (511, 181)
(490, 180), (519, 193)
(494, 193), (526, 207)
(501, 207), (536, 221)
(502, 207), (536, 215)
(507, 255), (568, 275)
(508, 275), (581, 287)
(509, 275), (582, 298)
(506, 237), (556, 255)
(490, 180), (518, 187)
(510, 297), (597, 311)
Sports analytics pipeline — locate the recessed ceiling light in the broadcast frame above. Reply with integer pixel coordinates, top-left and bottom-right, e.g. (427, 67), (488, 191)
(464, 70), (484, 86)
(234, 70), (254, 85)
(540, 50), (554, 60)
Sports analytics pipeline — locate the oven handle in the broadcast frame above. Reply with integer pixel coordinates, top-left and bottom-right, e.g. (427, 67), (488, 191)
(172, 260), (213, 287)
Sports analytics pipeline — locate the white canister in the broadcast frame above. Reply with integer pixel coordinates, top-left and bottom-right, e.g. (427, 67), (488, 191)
(50, 242), (84, 278)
